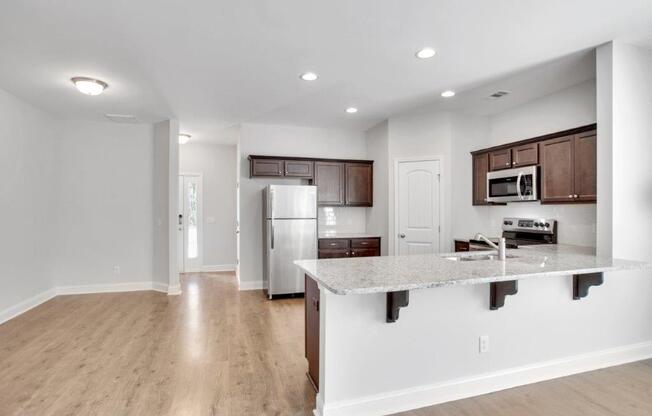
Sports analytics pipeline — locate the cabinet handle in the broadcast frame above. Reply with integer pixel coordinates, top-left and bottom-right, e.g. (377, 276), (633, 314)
(361, 242), (368, 245)
(351, 251), (356, 256)
(568, 195), (573, 198)
(513, 161), (518, 165)
(505, 162), (510, 166)
(330, 243), (337, 246)
(574, 194), (579, 198)
(345, 251), (349, 256)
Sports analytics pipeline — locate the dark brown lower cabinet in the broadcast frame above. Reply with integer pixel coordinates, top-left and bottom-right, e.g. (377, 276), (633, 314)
(317, 237), (380, 259)
(454, 240), (470, 252)
(305, 275), (320, 390)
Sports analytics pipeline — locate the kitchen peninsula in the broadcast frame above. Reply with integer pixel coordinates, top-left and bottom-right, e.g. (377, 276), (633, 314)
(295, 246), (651, 416)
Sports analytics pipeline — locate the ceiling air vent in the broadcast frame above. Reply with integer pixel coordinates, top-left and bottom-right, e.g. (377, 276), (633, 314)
(105, 113), (140, 123)
(486, 90), (510, 100)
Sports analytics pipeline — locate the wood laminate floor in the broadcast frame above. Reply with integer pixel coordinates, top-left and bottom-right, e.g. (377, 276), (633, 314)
(1, 272), (650, 416)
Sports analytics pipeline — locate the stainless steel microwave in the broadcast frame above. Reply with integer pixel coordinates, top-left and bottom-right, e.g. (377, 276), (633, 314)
(486, 166), (538, 203)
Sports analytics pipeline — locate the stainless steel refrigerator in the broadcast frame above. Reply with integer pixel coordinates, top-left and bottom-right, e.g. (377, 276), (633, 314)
(263, 184), (317, 299)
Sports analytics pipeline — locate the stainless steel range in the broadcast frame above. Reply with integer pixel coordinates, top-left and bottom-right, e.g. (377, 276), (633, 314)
(470, 217), (557, 249)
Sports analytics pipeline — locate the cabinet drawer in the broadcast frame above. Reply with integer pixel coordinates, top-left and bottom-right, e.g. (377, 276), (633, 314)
(350, 248), (379, 257)
(318, 249), (350, 259)
(454, 240), (470, 252)
(318, 239), (350, 249)
(351, 238), (379, 249)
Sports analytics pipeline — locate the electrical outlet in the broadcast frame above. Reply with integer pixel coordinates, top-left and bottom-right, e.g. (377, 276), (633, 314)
(479, 335), (490, 354)
(113, 266), (121, 275)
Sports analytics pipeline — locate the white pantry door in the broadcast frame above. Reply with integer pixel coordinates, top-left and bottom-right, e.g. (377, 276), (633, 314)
(396, 160), (441, 255)
(178, 175), (203, 272)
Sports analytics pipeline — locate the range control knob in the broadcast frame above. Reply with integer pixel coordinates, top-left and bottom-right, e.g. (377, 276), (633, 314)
(534, 222), (540, 227)
(545, 222), (550, 228)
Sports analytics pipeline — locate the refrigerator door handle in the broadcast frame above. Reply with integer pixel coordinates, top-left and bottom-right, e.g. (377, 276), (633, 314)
(270, 189), (275, 249)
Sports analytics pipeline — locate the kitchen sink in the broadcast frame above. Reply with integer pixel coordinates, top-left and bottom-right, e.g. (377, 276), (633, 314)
(443, 254), (517, 262)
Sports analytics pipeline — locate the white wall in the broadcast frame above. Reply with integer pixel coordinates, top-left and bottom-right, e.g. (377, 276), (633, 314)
(238, 123), (367, 288)
(0, 88), (58, 318)
(597, 42), (652, 261)
(180, 143), (237, 269)
(365, 121), (389, 255)
(387, 109), (453, 254)
(52, 121), (155, 288)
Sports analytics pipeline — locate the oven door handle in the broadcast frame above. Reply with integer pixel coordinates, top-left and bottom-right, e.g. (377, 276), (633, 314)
(516, 172), (524, 200)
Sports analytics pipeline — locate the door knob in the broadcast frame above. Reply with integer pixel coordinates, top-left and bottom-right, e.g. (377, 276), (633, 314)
(399, 233), (406, 238)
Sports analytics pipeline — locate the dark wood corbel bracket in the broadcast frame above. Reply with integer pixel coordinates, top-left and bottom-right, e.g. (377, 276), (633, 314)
(387, 291), (409, 323)
(573, 272), (603, 300)
(490, 280), (518, 310)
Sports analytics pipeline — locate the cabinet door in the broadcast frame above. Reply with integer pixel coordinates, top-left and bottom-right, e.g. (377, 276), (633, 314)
(489, 149), (512, 171)
(285, 160), (314, 178)
(315, 162), (345, 206)
(344, 163), (373, 206)
(512, 143), (538, 167)
(251, 159), (284, 177)
(305, 275), (320, 391)
(573, 131), (597, 202)
(472, 153), (490, 205)
(540, 135), (575, 203)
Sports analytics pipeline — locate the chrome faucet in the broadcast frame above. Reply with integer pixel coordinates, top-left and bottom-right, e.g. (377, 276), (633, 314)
(474, 233), (507, 261)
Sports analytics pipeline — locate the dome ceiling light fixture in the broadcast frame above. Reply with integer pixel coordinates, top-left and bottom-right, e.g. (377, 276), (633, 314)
(415, 47), (436, 59)
(300, 72), (319, 81)
(441, 90), (456, 98)
(345, 107), (358, 114)
(178, 133), (191, 144)
(71, 76), (108, 96)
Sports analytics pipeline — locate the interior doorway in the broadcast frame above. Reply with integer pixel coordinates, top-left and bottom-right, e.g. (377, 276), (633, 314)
(178, 174), (203, 272)
(394, 158), (442, 255)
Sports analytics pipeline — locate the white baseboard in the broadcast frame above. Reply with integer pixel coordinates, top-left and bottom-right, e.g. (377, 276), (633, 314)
(56, 281), (161, 295)
(152, 281), (170, 293)
(0, 288), (58, 325)
(201, 264), (236, 272)
(239, 280), (264, 291)
(167, 284), (182, 295)
(320, 341), (652, 416)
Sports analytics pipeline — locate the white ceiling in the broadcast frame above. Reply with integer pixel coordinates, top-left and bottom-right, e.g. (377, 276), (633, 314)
(1, 0), (651, 144)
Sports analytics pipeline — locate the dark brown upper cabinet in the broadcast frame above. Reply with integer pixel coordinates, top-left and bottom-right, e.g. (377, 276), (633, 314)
(511, 142), (538, 167)
(250, 158), (284, 177)
(489, 149), (512, 171)
(315, 162), (346, 206)
(540, 131), (596, 203)
(284, 160), (314, 178)
(573, 131), (597, 202)
(344, 163), (373, 206)
(472, 153), (490, 206)
(471, 124), (597, 206)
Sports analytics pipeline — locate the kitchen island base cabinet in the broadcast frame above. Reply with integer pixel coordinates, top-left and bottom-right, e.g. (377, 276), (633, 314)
(305, 275), (320, 391)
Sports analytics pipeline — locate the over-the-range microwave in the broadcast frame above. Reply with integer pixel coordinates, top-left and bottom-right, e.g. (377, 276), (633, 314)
(486, 165), (538, 203)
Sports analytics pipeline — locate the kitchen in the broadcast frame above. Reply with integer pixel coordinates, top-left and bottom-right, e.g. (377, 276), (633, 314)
(2, 2), (652, 416)
(241, 49), (652, 416)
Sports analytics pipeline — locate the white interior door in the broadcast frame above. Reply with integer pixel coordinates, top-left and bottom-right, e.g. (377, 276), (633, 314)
(396, 160), (441, 255)
(178, 175), (203, 272)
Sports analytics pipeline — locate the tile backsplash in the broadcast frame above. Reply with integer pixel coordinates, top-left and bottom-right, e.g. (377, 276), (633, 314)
(318, 207), (367, 234)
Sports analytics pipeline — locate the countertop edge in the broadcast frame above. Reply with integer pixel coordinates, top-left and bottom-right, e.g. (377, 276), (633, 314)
(295, 261), (649, 296)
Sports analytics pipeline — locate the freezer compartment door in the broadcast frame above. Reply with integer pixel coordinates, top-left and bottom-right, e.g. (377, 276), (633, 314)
(266, 185), (317, 219)
(267, 218), (316, 296)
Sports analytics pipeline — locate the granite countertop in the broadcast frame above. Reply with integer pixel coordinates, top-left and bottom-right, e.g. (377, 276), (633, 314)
(318, 232), (381, 239)
(294, 244), (650, 295)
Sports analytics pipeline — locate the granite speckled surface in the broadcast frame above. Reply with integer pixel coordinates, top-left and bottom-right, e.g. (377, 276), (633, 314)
(294, 244), (651, 295)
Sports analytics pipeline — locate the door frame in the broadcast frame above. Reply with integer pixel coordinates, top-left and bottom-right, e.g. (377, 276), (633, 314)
(179, 172), (204, 273)
(393, 156), (444, 256)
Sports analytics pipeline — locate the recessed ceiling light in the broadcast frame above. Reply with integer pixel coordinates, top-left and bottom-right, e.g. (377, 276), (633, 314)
(441, 90), (456, 98)
(345, 107), (358, 114)
(300, 72), (318, 81)
(415, 48), (436, 59)
(179, 134), (191, 144)
(71, 77), (108, 96)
